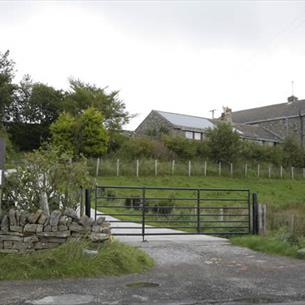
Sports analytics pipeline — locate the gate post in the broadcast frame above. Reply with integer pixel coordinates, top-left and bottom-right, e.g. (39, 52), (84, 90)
(252, 192), (259, 234)
(85, 189), (91, 218)
(142, 187), (146, 242)
(197, 190), (200, 233)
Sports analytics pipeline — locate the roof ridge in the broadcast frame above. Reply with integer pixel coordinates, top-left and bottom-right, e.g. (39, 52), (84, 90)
(232, 99), (305, 114)
(154, 109), (210, 120)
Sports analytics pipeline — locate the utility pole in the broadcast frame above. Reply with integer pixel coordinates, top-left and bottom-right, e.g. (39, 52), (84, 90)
(209, 109), (216, 119)
(0, 138), (6, 213)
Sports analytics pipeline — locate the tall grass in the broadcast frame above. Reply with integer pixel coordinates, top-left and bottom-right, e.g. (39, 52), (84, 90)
(0, 240), (154, 280)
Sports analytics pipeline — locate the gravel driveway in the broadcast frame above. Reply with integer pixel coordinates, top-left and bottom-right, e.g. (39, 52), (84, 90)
(1, 215), (305, 305)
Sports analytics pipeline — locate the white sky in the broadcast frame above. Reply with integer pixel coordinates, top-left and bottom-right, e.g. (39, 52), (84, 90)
(1, 1), (305, 130)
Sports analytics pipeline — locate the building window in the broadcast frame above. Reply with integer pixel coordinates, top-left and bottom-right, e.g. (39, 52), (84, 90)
(185, 131), (193, 139)
(194, 132), (201, 140)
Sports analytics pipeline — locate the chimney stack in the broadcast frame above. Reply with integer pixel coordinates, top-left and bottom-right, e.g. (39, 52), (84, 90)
(288, 95), (298, 104)
(220, 106), (232, 123)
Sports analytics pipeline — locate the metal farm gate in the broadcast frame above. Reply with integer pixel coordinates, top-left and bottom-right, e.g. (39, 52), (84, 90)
(94, 185), (252, 240)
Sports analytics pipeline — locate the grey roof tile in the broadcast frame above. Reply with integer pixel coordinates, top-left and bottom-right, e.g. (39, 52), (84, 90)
(234, 124), (282, 142)
(231, 99), (305, 123)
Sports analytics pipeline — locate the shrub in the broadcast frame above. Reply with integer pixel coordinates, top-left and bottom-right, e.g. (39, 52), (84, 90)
(2, 143), (92, 213)
(151, 194), (175, 215)
(205, 122), (241, 164)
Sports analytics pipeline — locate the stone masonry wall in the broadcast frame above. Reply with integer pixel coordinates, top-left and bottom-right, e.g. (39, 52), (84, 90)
(0, 208), (111, 253)
(135, 110), (174, 136)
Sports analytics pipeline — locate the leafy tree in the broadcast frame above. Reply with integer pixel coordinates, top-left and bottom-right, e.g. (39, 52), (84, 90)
(76, 107), (109, 157)
(282, 136), (304, 167)
(0, 50), (16, 125)
(5, 75), (64, 150)
(205, 122), (241, 164)
(63, 79), (132, 130)
(49, 112), (76, 155)
(50, 107), (109, 158)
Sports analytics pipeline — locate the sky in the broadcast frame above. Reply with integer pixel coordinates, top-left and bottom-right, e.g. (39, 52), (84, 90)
(1, 1), (305, 130)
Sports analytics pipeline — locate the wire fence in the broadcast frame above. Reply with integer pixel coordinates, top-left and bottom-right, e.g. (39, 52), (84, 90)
(88, 158), (305, 180)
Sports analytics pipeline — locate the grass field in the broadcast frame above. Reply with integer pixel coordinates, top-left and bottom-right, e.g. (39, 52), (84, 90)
(94, 175), (305, 236)
(96, 176), (305, 209)
(95, 176), (305, 258)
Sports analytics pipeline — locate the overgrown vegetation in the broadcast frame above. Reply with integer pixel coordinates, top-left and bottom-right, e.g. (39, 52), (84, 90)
(2, 144), (92, 213)
(0, 240), (154, 280)
(231, 231), (305, 259)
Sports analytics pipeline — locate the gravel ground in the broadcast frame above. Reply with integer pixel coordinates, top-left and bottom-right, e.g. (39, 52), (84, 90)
(1, 235), (305, 305)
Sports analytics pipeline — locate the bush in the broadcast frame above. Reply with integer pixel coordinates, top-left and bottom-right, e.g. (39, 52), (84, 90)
(2, 144), (92, 213)
(163, 136), (199, 160)
(117, 137), (174, 160)
(151, 194), (175, 215)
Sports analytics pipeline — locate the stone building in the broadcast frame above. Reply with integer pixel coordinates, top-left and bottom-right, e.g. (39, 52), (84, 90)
(231, 95), (305, 146)
(135, 110), (282, 145)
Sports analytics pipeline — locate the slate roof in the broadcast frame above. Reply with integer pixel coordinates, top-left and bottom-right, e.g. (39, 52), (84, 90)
(233, 124), (282, 143)
(231, 99), (305, 123)
(155, 110), (214, 130)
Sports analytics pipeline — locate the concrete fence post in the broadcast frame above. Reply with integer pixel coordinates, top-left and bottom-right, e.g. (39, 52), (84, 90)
(291, 167), (294, 179)
(230, 163), (233, 177)
(257, 164), (260, 178)
(218, 162), (221, 176)
(245, 163), (248, 177)
(268, 166), (271, 179)
(280, 165), (283, 179)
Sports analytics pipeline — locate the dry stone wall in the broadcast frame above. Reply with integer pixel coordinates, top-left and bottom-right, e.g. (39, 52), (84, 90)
(0, 208), (111, 253)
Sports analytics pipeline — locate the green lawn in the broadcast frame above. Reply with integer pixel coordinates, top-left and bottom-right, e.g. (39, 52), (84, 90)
(0, 240), (154, 280)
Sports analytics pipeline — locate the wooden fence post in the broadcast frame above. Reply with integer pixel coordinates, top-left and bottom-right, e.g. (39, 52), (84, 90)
(155, 159), (158, 176)
(220, 208), (224, 221)
(268, 166), (271, 178)
(245, 163), (248, 177)
(95, 158), (100, 177)
(172, 160), (175, 175)
(218, 162), (221, 176)
(204, 161), (207, 176)
(116, 159), (120, 176)
(258, 203), (267, 235)
(280, 165), (283, 179)
(136, 160), (139, 177)
(257, 164), (260, 178)
(230, 163), (233, 177)
(291, 166), (294, 179)
(188, 160), (192, 176)
(289, 214), (296, 234)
